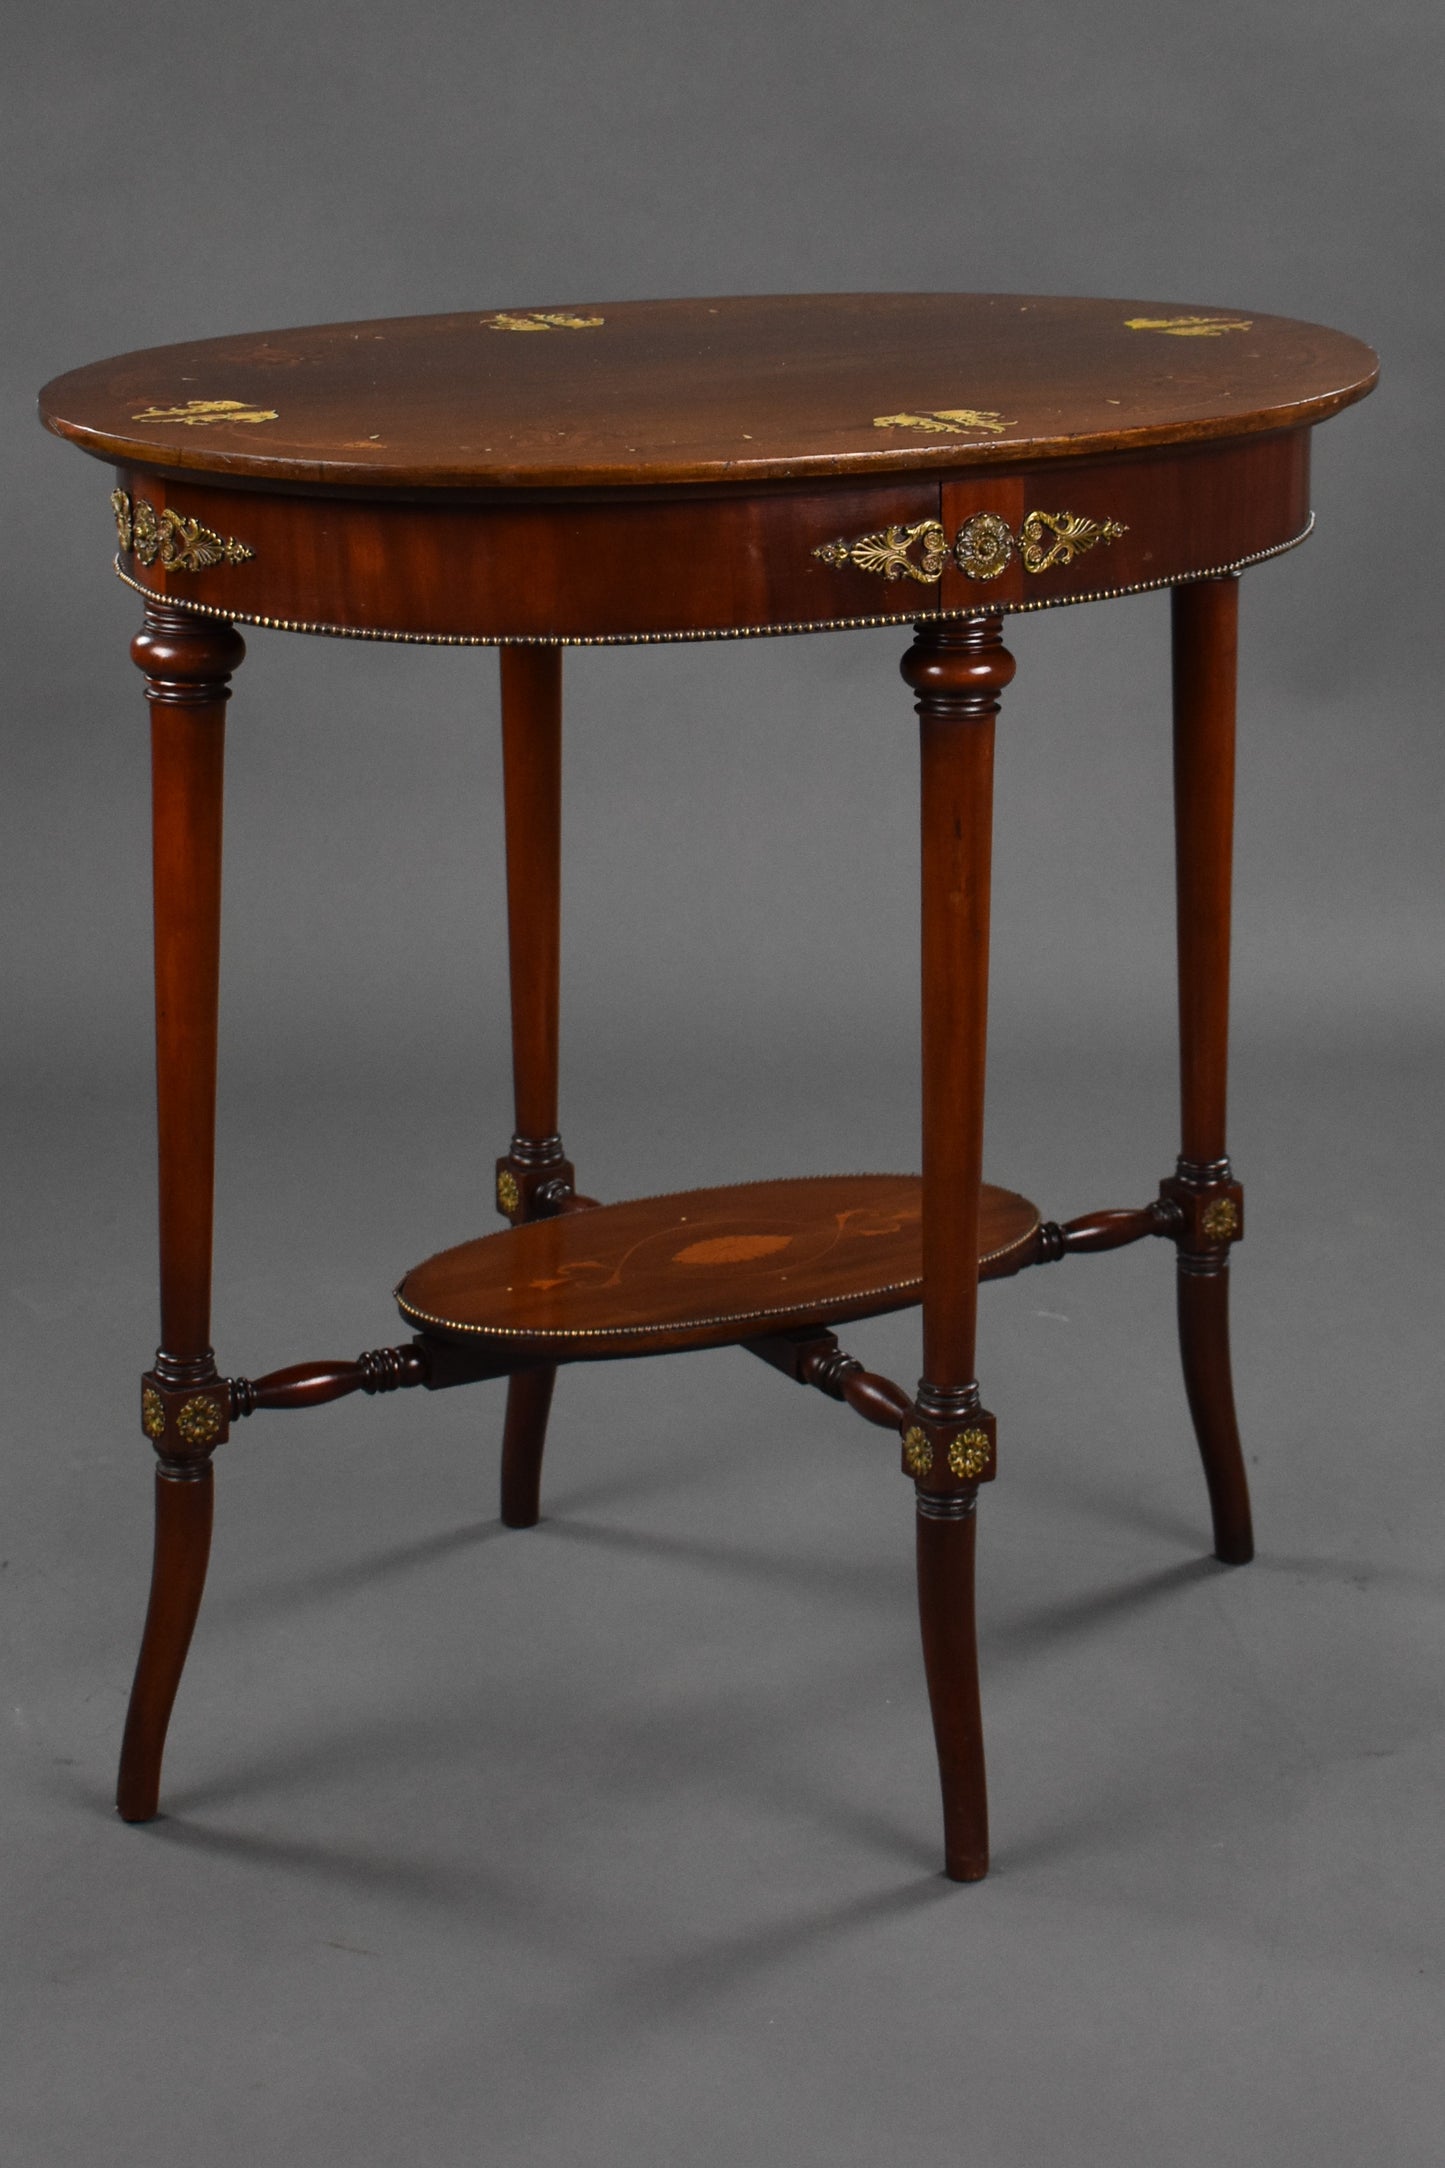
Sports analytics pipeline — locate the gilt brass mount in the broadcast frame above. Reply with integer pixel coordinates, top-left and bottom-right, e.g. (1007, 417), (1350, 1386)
(814, 509), (1126, 586)
(112, 491), (253, 574)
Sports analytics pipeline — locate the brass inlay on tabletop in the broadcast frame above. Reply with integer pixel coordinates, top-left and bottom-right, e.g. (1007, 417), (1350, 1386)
(176, 1395), (222, 1447)
(902, 1426), (934, 1478)
(813, 519), (950, 585)
(497, 1169), (521, 1216)
(487, 311), (604, 332)
(141, 1386), (166, 1441)
(130, 398), (279, 425)
(1201, 1197), (1240, 1240)
(948, 1429), (990, 1480)
(1018, 509), (1127, 573)
(953, 511), (1014, 582)
(1124, 316), (1253, 338)
(873, 409), (1014, 436)
(112, 491), (254, 574)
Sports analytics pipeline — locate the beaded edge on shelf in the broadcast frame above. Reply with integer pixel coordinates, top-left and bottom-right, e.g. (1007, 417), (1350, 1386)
(392, 1172), (1041, 1343)
(112, 518), (1313, 647)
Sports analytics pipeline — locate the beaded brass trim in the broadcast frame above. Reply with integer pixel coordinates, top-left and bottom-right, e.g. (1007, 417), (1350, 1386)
(874, 410), (1013, 436)
(113, 491), (253, 573)
(948, 1428), (990, 1479)
(487, 311), (603, 332)
(902, 1426), (934, 1478)
(130, 399), (279, 425)
(112, 518), (1312, 645)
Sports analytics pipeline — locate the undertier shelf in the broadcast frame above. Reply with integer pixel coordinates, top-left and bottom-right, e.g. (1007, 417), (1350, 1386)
(396, 1174), (1040, 1362)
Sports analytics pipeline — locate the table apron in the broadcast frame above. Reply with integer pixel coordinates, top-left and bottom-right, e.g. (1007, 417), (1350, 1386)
(111, 432), (1312, 645)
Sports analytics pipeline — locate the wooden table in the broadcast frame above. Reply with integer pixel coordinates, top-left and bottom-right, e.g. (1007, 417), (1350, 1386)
(39, 295), (1377, 1880)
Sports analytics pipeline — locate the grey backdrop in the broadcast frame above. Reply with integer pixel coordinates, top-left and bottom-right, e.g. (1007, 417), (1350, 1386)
(2, 4), (1441, 2164)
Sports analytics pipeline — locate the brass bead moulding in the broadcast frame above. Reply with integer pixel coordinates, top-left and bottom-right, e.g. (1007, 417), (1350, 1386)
(112, 522), (1313, 644)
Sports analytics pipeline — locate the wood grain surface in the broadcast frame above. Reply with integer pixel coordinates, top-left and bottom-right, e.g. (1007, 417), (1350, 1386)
(40, 294), (1377, 491)
(396, 1175), (1040, 1357)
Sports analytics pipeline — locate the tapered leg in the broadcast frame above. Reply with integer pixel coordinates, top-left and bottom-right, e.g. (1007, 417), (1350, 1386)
(499, 1366), (557, 1529)
(1169, 578), (1253, 1565)
(117, 1468), (214, 1820)
(117, 603), (243, 1822)
(495, 647), (570, 1527)
(900, 615), (1014, 1881)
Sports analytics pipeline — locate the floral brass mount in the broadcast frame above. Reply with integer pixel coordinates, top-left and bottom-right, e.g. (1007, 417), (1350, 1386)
(130, 398), (279, 425)
(487, 311), (604, 332)
(111, 490), (254, 574)
(813, 508), (1127, 585)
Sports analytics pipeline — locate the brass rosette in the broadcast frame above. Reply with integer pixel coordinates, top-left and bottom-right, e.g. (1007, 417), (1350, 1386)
(954, 512), (1015, 582)
(176, 1395), (223, 1447)
(901, 1426), (934, 1478)
(948, 1429), (991, 1480)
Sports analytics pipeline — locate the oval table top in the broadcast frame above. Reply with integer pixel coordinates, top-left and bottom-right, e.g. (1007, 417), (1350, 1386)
(39, 293), (1377, 495)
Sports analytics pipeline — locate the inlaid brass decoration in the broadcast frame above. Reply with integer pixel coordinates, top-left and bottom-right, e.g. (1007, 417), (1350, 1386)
(497, 1169), (521, 1215)
(141, 1387), (166, 1441)
(130, 398), (279, 425)
(112, 491), (253, 574)
(1124, 316), (1253, 337)
(873, 410), (1013, 436)
(1018, 509), (1127, 573)
(1201, 1196), (1240, 1240)
(176, 1395), (222, 1447)
(954, 511), (1014, 582)
(487, 311), (604, 332)
(902, 1426), (934, 1478)
(813, 519), (949, 585)
(948, 1429), (990, 1480)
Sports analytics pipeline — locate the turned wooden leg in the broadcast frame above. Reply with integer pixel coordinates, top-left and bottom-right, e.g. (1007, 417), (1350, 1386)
(117, 603), (243, 1822)
(1167, 578), (1254, 1566)
(494, 647), (574, 1528)
(900, 614), (1013, 1882)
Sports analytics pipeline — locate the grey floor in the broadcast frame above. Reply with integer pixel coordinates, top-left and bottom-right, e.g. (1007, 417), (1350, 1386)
(3, 1014), (1440, 2166)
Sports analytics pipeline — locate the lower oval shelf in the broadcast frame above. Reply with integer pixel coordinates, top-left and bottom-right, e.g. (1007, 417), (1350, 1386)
(396, 1174), (1040, 1361)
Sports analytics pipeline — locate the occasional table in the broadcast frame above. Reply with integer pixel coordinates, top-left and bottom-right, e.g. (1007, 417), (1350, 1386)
(39, 295), (1376, 1880)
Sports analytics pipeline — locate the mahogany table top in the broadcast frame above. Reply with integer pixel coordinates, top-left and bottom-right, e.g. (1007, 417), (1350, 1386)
(39, 293), (1377, 494)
